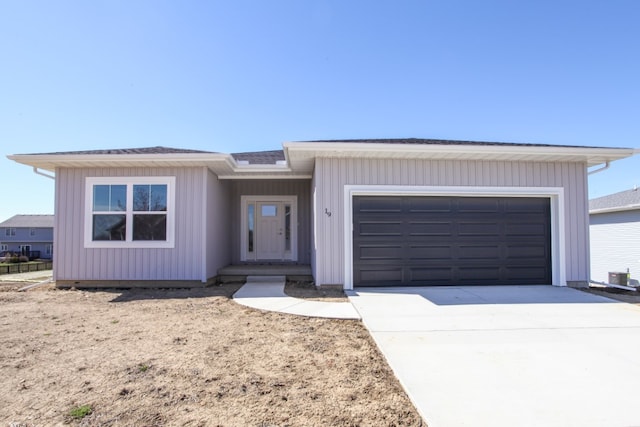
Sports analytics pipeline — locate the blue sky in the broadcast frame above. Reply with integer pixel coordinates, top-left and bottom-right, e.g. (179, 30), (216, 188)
(1, 1), (639, 222)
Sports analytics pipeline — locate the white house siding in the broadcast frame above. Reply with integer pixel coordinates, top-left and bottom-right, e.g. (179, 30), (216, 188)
(54, 167), (207, 283)
(312, 158), (589, 286)
(229, 179), (312, 264)
(590, 210), (640, 284)
(205, 169), (231, 280)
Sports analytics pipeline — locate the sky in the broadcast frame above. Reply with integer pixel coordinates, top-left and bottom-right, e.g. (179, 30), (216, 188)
(1, 0), (639, 222)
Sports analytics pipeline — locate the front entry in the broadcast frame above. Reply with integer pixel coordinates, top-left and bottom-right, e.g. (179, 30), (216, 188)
(241, 196), (298, 261)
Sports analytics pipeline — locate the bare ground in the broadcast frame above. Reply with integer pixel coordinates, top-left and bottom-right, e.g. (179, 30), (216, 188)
(579, 285), (640, 306)
(0, 281), (424, 426)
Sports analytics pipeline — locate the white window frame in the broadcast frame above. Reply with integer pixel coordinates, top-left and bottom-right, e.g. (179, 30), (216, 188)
(84, 176), (176, 248)
(0, 244), (8, 251)
(343, 185), (566, 290)
(5, 228), (15, 237)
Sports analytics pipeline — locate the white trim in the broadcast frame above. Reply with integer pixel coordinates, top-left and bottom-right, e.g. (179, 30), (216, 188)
(84, 176), (176, 249)
(201, 168), (208, 283)
(283, 141), (635, 167)
(343, 185), (566, 290)
(590, 204), (640, 215)
(240, 195), (298, 262)
(217, 174), (312, 180)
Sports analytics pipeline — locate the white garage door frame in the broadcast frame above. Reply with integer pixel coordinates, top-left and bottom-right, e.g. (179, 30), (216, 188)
(343, 185), (566, 290)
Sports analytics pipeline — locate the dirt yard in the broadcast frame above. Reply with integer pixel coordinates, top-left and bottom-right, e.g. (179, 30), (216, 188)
(579, 285), (640, 306)
(0, 281), (424, 426)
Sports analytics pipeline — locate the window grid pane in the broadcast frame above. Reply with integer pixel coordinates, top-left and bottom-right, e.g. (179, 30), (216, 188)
(133, 214), (167, 241)
(92, 214), (126, 241)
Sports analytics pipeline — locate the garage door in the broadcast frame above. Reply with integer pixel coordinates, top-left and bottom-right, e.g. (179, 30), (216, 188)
(353, 196), (551, 286)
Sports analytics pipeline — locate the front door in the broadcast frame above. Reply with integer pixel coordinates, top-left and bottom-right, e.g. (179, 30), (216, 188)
(241, 195), (298, 262)
(256, 202), (285, 260)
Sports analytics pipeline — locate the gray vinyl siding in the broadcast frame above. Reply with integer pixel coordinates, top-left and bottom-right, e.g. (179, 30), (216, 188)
(205, 169), (231, 279)
(312, 158), (589, 286)
(589, 210), (640, 284)
(229, 180), (312, 264)
(54, 167), (207, 282)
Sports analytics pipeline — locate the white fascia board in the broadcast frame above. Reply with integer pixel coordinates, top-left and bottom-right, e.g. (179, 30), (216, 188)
(283, 142), (636, 165)
(589, 204), (640, 215)
(7, 152), (303, 176)
(7, 152), (233, 172)
(217, 174), (312, 180)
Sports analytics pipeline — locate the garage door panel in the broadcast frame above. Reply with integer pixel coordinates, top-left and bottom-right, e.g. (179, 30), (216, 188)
(458, 245), (501, 260)
(408, 267), (454, 283)
(457, 198), (501, 212)
(505, 266), (550, 282)
(505, 225), (548, 237)
(357, 267), (403, 285)
(458, 266), (501, 281)
(458, 222), (501, 236)
(408, 221), (453, 236)
(353, 195), (551, 286)
(408, 198), (453, 213)
(355, 197), (403, 213)
(505, 198), (548, 212)
(506, 244), (548, 259)
(357, 245), (404, 260)
(408, 245), (453, 261)
(358, 221), (403, 236)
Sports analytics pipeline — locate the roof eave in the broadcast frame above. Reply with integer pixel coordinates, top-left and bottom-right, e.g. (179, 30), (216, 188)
(589, 204), (640, 215)
(283, 142), (636, 166)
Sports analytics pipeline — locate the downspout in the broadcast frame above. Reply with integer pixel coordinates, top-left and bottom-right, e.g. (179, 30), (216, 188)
(587, 161), (610, 175)
(32, 167), (55, 180)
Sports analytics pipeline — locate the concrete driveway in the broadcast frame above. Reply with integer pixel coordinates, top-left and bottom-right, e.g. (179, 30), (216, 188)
(347, 285), (640, 427)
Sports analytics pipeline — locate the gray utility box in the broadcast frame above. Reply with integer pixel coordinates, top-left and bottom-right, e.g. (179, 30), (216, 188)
(609, 272), (629, 286)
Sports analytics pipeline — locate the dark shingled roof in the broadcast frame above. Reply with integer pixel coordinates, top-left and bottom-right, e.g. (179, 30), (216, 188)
(232, 150), (285, 165)
(0, 214), (54, 228)
(590, 188), (640, 212)
(17, 146), (218, 156)
(299, 138), (616, 149)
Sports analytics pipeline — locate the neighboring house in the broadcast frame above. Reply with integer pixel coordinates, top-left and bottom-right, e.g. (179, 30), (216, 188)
(7, 139), (635, 289)
(0, 214), (54, 259)
(589, 188), (640, 286)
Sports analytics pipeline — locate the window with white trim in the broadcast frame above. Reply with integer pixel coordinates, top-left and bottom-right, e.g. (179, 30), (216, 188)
(5, 228), (15, 236)
(84, 177), (175, 248)
(1, 244), (8, 252)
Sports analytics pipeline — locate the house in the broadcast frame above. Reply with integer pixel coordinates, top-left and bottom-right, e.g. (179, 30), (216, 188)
(7, 139), (635, 289)
(589, 187), (640, 286)
(0, 214), (54, 259)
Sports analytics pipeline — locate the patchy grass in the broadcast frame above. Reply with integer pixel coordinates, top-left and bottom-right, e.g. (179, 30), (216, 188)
(68, 404), (92, 420)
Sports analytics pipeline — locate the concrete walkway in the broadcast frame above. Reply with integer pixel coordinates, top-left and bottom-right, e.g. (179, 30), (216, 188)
(233, 276), (360, 319)
(348, 285), (640, 427)
(0, 270), (53, 283)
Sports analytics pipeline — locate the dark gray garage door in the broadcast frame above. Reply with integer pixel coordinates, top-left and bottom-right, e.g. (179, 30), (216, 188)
(353, 196), (551, 286)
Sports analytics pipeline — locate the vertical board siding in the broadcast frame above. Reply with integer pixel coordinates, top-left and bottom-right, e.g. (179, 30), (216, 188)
(313, 158), (589, 286)
(206, 170), (231, 279)
(590, 210), (640, 283)
(230, 180), (312, 264)
(55, 167), (205, 281)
